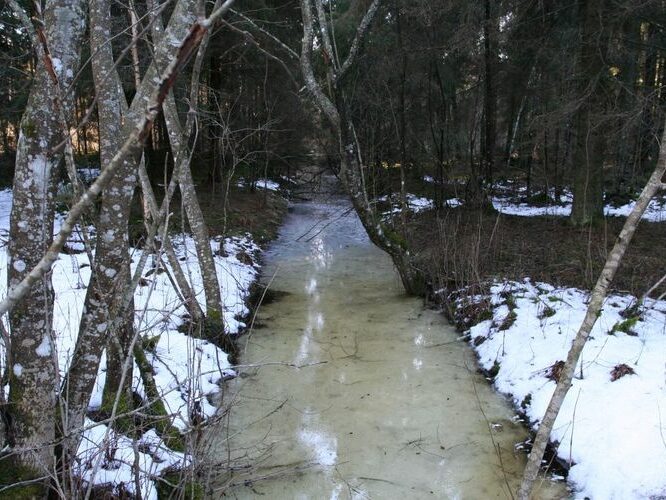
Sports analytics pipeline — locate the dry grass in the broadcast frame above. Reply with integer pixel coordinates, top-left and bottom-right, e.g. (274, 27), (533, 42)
(407, 207), (666, 297)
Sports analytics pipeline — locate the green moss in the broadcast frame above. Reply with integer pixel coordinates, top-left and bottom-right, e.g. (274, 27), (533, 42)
(155, 470), (204, 500)
(133, 347), (186, 453)
(199, 313), (238, 362)
(487, 361), (501, 379)
(620, 302), (643, 319)
(478, 309), (493, 323)
(380, 224), (408, 250)
(142, 334), (161, 352)
(206, 307), (222, 322)
(539, 306), (556, 319)
(0, 455), (47, 499)
(610, 316), (640, 336)
(497, 310), (517, 331)
(22, 120), (37, 139)
(99, 390), (134, 434)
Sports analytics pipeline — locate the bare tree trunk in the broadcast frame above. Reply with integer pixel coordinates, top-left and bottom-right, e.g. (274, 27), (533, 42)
(299, 0), (424, 294)
(63, 0), (138, 449)
(3, 0), (86, 486)
(148, 2), (224, 319)
(518, 119), (666, 499)
(570, 0), (606, 226)
(63, 0), (198, 439)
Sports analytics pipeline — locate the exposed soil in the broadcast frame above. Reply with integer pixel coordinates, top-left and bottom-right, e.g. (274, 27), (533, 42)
(406, 206), (666, 298)
(129, 181), (288, 246)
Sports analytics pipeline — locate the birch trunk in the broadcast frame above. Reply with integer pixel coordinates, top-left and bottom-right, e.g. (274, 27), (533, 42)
(63, 0), (138, 444)
(517, 119), (666, 499)
(63, 0), (198, 435)
(4, 0), (86, 483)
(148, 3), (223, 319)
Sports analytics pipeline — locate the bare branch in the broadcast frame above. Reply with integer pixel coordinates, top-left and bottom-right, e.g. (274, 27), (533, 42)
(0, 5), (236, 318)
(229, 9), (299, 60)
(299, 0), (340, 128)
(222, 19), (299, 89)
(335, 0), (381, 84)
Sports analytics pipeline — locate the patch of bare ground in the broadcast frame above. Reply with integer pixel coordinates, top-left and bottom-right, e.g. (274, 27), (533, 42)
(407, 207), (666, 297)
(129, 181), (288, 245)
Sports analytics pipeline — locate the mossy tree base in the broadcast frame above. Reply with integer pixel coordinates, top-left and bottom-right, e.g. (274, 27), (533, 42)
(0, 455), (48, 499)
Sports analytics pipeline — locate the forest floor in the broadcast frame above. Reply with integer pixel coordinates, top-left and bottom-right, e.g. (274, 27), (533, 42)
(387, 177), (666, 499)
(0, 177), (289, 499)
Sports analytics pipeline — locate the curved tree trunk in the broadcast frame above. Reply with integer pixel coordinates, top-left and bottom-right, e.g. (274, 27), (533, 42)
(518, 119), (666, 499)
(299, 0), (424, 295)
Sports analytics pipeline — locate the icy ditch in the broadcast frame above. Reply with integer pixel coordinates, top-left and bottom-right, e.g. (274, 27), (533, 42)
(449, 279), (666, 499)
(0, 188), (261, 499)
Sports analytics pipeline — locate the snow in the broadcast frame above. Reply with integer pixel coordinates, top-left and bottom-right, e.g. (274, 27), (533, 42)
(0, 188), (262, 495)
(78, 167), (101, 183)
(379, 193), (435, 216)
(35, 334), (51, 357)
(237, 177), (281, 191)
(455, 280), (666, 499)
(490, 185), (666, 221)
(74, 419), (188, 500)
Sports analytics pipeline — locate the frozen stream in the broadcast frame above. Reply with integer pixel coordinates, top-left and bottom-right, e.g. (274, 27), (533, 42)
(206, 192), (567, 499)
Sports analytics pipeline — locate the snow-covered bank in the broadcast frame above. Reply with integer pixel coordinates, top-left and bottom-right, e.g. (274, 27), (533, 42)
(489, 183), (666, 221)
(236, 177), (281, 191)
(377, 193), (435, 217)
(450, 280), (666, 499)
(0, 188), (262, 498)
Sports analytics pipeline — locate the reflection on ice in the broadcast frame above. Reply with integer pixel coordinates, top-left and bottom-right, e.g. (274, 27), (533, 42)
(298, 428), (338, 467)
(311, 236), (330, 270)
(306, 278), (317, 295)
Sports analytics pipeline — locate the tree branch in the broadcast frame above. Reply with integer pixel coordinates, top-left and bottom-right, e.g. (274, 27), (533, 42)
(335, 0), (381, 84)
(299, 0), (340, 128)
(314, 0), (336, 71)
(229, 8), (300, 60)
(0, 4), (236, 318)
(221, 19), (299, 89)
